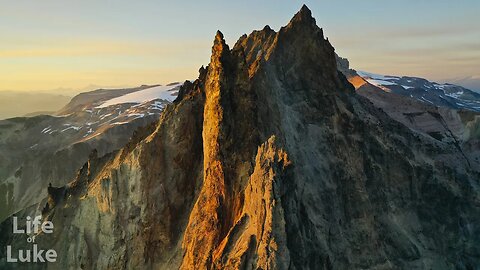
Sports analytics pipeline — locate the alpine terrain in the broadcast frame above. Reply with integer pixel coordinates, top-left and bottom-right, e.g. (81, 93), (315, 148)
(1, 5), (480, 270)
(0, 83), (181, 222)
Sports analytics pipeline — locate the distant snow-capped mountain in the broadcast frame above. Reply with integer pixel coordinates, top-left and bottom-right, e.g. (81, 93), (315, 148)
(0, 83), (182, 221)
(96, 83), (180, 108)
(445, 75), (480, 93)
(54, 83), (181, 139)
(336, 54), (480, 151)
(357, 71), (480, 112)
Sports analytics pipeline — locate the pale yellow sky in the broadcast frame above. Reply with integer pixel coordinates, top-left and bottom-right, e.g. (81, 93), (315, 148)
(0, 38), (210, 92)
(1, 0), (479, 93)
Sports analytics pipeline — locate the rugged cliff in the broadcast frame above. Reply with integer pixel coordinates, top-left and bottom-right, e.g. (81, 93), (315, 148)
(0, 84), (180, 222)
(336, 54), (480, 166)
(2, 5), (480, 270)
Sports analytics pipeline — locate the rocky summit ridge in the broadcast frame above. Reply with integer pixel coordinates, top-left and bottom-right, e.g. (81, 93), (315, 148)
(1, 5), (479, 270)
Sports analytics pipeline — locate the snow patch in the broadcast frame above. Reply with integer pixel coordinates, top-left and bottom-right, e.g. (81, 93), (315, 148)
(61, 126), (81, 132)
(365, 79), (397, 86)
(100, 113), (113, 120)
(96, 84), (181, 108)
(41, 126), (52, 133)
(357, 71), (400, 81)
(420, 97), (434, 104)
(110, 121), (130, 125)
(445, 91), (464, 99)
(127, 113), (145, 120)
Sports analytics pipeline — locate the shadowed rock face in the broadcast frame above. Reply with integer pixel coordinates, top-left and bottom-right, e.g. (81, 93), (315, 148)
(0, 84), (178, 222)
(336, 54), (480, 167)
(2, 5), (480, 270)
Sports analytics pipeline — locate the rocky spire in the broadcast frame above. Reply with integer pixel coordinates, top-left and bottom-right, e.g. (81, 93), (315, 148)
(6, 5), (478, 270)
(181, 26), (258, 269)
(286, 4), (320, 35)
(291, 4), (314, 23)
(214, 30), (225, 45)
(212, 30), (229, 57)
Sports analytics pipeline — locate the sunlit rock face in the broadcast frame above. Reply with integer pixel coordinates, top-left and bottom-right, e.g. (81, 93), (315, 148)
(2, 5), (480, 270)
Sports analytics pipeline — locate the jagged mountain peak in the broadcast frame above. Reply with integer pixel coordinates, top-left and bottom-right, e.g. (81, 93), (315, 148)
(214, 30), (225, 42)
(291, 4), (314, 23)
(214, 4), (336, 92)
(210, 30), (231, 65)
(2, 6), (479, 270)
(299, 3), (311, 13)
(285, 4), (321, 36)
(212, 30), (228, 51)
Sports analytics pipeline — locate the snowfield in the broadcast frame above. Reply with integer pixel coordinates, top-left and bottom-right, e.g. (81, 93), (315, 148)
(357, 71), (400, 87)
(357, 70), (480, 112)
(96, 83), (181, 108)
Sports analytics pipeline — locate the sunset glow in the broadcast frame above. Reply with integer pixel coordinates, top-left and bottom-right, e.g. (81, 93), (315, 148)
(1, 0), (479, 92)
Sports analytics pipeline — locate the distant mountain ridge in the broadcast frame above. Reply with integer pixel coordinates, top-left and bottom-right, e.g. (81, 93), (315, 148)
(337, 54), (480, 158)
(357, 70), (480, 112)
(0, 91), (71, 120)
(445, 75), (480, 93)
(0, 83), (181, 221)
(336, 54), (480, 113)
(2, 5), (478, 270)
